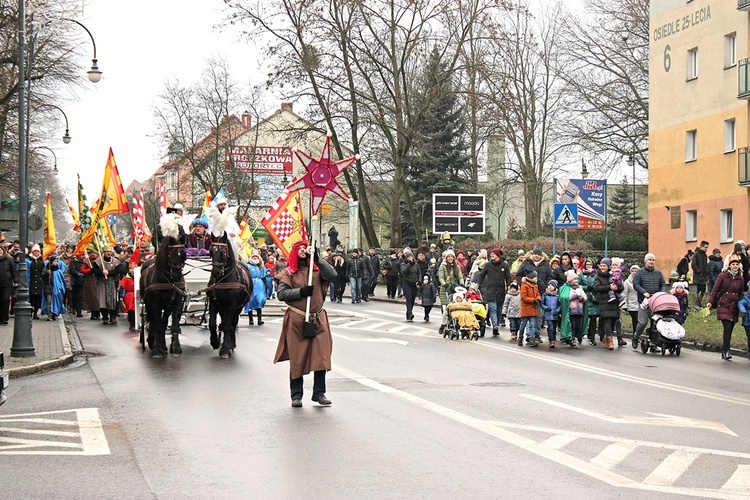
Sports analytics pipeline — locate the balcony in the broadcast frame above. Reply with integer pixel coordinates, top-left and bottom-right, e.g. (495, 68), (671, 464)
(740, 59), (750, 99)
(740, 147), (750, 186)
(740, 0), (750, 11)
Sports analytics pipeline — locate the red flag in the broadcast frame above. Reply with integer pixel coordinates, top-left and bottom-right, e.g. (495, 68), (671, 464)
(260, 191), (307, 258)
(158, 180), (167, 217)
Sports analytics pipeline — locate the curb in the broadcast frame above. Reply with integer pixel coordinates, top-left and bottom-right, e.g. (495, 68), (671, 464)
(8, 317), (75, 379)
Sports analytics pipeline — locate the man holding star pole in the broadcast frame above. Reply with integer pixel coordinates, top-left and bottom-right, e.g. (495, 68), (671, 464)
(273, 133), (359, 407)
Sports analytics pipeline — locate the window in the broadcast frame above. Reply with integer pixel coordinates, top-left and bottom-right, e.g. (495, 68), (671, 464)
(720, 209), (733, 243)
(687, 47), (698, 80)
(725, 119), (736, 153)
(686, 129), (697, 161)
(725, 33), (737, 68)
(686, 210), (697, 241)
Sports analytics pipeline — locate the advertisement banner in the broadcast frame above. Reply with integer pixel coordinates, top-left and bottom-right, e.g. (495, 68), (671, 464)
(224, 146), (294, 175)
(555, 179), (606, 230)
(432, 193), (485, 234)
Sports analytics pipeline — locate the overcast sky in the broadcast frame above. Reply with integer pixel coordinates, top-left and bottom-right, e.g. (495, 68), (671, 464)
(55, 0), (259, 197)
(56, 0), (593, 200)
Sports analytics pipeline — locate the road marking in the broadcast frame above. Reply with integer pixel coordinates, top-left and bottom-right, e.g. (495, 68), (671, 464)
(644, 450), (699, 486)
(333, 364), (750, 499)
(521, 394), (736, 436)
(591, 443), (639, 471)
(477, 340), (750, 408)
(332, 333), (408, 346)
(0, 408), (110, 456)
(722, 465), (750, 494)
(542, 434), (577, 450)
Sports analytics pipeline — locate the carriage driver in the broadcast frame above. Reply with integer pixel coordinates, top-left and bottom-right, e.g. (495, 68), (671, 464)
(187, 219), (213, 251)
(274, 240), (337, 407)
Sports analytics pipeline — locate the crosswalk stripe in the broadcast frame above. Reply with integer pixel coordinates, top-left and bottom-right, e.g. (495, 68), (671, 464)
(541, 434), (577, 450)
(643, 450), (699, 486)
(722, 464), (750, 493)
(591, 442), (638, 471)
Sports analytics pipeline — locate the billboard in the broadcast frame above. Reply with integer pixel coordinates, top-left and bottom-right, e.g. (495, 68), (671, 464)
(224, 146), (294, 175)
(432, 193), (485, 234)
(555, 179), (606, 230)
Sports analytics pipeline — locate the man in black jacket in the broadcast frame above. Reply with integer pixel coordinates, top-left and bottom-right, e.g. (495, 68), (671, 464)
(632, 252), (666, 348)
(476, 249), (512, 335)
(691, 241), (709, 309)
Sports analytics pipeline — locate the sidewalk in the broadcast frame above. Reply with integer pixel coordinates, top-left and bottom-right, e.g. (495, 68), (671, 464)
(0, 315), (74, 378)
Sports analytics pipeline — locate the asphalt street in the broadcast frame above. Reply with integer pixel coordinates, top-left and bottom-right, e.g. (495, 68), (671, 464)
(1, 298), (749, 499)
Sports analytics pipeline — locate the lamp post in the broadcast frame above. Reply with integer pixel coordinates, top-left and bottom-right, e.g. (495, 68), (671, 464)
(11, 0), (33, 357)
(39, 103), (71, 143)
(627, 155), (635, 223)
(63, 18), (102, 83)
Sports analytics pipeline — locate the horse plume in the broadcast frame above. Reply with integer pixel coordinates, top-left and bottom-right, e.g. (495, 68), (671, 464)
(159, 213), (182, 240)
(206, 205), (238, 236)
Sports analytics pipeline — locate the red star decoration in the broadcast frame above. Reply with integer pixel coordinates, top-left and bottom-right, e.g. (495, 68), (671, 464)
(285, 135), (357, 215)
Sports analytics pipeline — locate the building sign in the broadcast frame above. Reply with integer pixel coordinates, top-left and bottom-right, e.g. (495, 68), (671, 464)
(555, 179), (606, 230)
(432, 193), (485, 234)
(224, 146), (294, 175)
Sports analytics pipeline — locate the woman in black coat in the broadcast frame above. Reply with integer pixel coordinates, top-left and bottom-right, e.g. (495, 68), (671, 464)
(26, 245), (46, 319)
(0, 246), (18, 324)
(593, 258), (623, 350)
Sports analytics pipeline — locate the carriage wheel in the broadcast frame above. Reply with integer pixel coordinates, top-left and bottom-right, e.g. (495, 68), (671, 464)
(675, 345), (681, 356)
(668, 345), (676, 355)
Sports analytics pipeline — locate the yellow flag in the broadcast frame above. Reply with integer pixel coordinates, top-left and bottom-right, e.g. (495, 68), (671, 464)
(237, 217), (255, 261)
(43, 192), (57, 260)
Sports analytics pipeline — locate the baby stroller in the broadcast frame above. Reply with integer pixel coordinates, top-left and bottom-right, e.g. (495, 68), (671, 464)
(636, 292), (685, 356)
(443, 287), (481, 341)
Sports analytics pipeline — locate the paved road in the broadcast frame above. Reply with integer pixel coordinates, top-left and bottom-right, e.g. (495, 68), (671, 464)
(1, 300), (749, 499)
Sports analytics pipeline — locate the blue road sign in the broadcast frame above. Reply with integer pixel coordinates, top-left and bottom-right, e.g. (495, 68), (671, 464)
(554, 203), (578, 228)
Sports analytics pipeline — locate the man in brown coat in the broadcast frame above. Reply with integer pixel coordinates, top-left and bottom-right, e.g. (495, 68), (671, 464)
(274, 240), (337, 408)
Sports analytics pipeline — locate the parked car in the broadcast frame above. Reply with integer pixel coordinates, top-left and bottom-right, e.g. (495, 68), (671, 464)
(0, 351), (7, 406)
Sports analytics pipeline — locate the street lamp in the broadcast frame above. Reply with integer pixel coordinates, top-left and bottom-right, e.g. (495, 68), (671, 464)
(12, 0), (34, 357)
(581, 158), (588, 178)
(63, 19), (102, 83)
(34, 146), (58, 174)
(38, 103), (71, 143)
(627, 155), (635, 223)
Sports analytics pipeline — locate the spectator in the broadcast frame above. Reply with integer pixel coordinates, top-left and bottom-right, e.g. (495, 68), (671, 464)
(633, 253), (667, 351)
(691, 240), (709, 309)
(707, 254), (744, 361)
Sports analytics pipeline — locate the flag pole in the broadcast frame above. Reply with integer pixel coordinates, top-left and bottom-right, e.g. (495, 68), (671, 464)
(305, 195), (314, 323)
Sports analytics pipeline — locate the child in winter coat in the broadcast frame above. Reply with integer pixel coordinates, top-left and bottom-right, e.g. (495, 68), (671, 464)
(119, 270), (136, 331)
(417, 274), (438, 322)
(671, 281), (690, 325)
(541, 279), (561, 348)
(559, 270), (588, 349)
(503, 281), (522, 340)
(519, 270), (541, 347)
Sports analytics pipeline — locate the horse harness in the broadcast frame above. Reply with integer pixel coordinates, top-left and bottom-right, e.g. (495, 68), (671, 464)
(142, 243), (188, 301)
(201, 242), (252, 302)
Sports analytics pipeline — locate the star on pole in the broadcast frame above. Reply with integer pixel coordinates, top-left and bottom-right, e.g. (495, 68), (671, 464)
(284, 134), (358, 215)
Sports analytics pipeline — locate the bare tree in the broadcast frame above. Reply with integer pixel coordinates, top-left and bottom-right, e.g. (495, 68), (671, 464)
(561, 0), (649, 171)
(479, 1), (573, 235)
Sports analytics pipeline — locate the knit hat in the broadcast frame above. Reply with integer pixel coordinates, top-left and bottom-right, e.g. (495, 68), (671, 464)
(403, 248), (413, 257)
(31, 244), (40, 253)
(672, 281), (688, 291)
(630, 264), (640, 271)
(445, 250), (455, 258)
(600, 257), (611, 267)
(712, 248), (721, 255)
(565, 269), (578, 283)
(518, 249), (524, 256)
(526, 270), (538, 280)
(508, 282), (518, 290)
(430, 258), (436, 264)
(644, 253), (656, 262)
(491, 248), (502, 259)
(532, 246), (543, 255)
(548, 279), (558, 290)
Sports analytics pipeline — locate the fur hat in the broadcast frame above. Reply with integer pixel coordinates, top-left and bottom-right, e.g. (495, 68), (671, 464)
(549, 256), (560, 266)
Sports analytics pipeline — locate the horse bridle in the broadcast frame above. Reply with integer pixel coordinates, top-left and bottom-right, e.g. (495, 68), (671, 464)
(167, 244), (187, 270)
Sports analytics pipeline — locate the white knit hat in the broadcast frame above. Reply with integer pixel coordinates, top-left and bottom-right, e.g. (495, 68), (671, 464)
(31, 244), (40, 253)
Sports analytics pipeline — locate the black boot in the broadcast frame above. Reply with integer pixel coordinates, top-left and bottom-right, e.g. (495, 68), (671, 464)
(257, 309), (264, 326)
(248, 312), (254, 325)
(721, 350), (733, 360)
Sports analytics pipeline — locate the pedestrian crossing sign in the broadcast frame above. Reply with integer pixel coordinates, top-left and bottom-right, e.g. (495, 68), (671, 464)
(554, 203), (578, 228)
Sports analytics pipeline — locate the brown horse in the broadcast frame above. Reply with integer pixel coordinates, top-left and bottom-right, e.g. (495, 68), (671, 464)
(207, 233), (252, 358)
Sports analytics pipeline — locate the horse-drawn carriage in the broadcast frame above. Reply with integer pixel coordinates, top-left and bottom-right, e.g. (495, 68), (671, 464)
(137, 214), (252, 359)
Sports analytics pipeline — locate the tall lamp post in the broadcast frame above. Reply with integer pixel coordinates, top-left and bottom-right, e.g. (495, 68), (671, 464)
(34, 146), (58, 174)
(63, 18), (102, 83)
(11, 0), (33, 357)
(627, 155), (635, 223)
